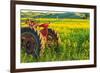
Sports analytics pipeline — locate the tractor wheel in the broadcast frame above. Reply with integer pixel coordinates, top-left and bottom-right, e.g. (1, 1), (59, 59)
(47, 28), (60, 53)
(21, 27), (42, 58)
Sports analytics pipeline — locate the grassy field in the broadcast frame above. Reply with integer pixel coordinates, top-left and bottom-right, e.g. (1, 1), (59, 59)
(21, 18), (90, 63)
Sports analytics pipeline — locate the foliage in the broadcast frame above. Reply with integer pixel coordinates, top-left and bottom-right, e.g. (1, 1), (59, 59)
(21, 18), (90, 63)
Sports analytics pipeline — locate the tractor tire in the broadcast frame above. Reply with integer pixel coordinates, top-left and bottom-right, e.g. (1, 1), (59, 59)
(21, 27), (43, 58)
(47, 28), (61, 53)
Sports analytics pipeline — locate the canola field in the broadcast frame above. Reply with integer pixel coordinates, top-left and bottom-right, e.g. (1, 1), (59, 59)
(21, 18), (90, 63)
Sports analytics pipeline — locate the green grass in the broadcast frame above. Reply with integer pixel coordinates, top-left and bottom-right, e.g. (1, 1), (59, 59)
(21, 27), (90, 63)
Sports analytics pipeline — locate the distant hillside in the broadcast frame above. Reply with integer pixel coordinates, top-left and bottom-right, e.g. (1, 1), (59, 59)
(21, 11), (89, 19)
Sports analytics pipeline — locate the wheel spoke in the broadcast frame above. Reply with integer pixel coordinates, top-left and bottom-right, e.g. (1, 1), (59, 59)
(21, 33), (37, 55)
